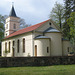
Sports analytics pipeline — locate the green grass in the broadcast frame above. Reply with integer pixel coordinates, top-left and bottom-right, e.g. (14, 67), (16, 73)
(0, 65), (75, 75)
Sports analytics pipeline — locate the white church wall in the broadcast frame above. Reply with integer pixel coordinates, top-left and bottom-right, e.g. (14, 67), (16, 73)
(35, 20), (59, 32)
(34, 32), (43, 37)
(2, 32), (33, 57)
(2, 41), (5, 57)
(62, 41), (71, 56)
(34, 39), (50, 56)
(1, 40), (12, 57)
(45, 32), (62, 56)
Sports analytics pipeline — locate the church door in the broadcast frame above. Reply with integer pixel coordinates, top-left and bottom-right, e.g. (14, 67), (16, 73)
(35, 45), (37, 56)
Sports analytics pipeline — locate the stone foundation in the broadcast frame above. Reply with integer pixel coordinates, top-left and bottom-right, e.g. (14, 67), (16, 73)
(0, 56), (75, 67)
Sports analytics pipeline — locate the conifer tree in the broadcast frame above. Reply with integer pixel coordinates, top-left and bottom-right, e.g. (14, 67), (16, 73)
(63, 0), (74, 39)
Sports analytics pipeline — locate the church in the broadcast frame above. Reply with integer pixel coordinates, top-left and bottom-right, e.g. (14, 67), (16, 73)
(1, 5), (71, 57)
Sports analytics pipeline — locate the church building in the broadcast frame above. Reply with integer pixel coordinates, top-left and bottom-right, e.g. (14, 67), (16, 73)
(1, 5), (71, 57)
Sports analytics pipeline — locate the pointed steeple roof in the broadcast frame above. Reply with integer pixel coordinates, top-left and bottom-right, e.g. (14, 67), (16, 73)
(9, 4), (17, 17)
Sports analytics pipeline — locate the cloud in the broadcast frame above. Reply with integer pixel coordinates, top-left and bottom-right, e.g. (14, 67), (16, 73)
(5, 0), (12, 2)
(0, 0), (63, 25)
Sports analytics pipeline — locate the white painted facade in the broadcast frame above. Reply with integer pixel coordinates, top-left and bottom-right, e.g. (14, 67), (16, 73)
(1, 6), (71, 57)
(5, 17), (20, 37)
(2, 19), (71, 57)
(2, 32), (33, 57)
(34, 38), (50, 56)
(45, 33), (62, 56)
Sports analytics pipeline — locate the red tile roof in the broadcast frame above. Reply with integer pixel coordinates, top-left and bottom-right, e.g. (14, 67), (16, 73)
(5, 19), (50, 39)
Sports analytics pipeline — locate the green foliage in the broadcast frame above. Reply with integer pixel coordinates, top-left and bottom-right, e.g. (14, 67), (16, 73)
(67, 12), (75, 45)
(5, 49), (10, 53)
(0, 14), (7, 56)
(3, 50), (10, 57)
(0, 15), (7, 39)
(19, 18), (31, 29)
(0, 65), (75, 75)
(64, 0), (73, 20)
(63, 0), (75, 39)
(67, 12), (75, 33)
(50, 2), (64, 29)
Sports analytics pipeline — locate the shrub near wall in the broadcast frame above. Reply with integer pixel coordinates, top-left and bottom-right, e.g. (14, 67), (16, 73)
(0, 56), (75, 67)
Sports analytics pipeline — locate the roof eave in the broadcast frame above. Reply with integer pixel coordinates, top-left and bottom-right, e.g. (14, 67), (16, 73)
(44, 32), (61, 33)
(2, 31), (33, 41)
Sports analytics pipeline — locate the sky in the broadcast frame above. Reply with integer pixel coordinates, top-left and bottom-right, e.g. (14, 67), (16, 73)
(0, 0), (63, 25)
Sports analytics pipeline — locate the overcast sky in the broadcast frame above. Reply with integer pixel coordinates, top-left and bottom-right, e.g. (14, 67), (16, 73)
(0, 0), (63, 25)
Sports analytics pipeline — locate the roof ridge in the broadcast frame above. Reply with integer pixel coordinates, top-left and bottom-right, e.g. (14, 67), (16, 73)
(4, 19), (50, 39)
(10, 19), (50, 34)
(18, 19), (50, 31)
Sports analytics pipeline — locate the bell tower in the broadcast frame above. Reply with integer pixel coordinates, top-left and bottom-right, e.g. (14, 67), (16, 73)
(5, 4), (20, 37)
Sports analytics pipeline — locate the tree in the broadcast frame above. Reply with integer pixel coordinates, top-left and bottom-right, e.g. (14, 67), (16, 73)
(0, 14), (6, 56)
(67, 12), (75, 45)
(19, 18), (31, 29)
(63, 0), (75, 39)
(74, 0), (75, 12)
(50, 2), (65, 29)
(72, 0), (75, 12)
(64, 0), (72, 20)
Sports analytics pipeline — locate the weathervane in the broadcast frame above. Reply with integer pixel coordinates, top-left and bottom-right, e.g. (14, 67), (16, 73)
(12, 2), (14, 7)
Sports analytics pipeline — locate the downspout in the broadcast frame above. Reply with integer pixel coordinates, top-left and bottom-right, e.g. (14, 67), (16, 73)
(49, 39), (51, 56)
(44, 32), (51, 56)
(62, 40), (63, 56)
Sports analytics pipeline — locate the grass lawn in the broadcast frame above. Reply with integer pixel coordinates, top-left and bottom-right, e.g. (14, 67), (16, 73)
(0, 65), (75, 75)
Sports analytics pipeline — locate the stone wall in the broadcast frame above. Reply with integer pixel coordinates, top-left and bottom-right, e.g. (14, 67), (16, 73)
(0, 56), (75, 67)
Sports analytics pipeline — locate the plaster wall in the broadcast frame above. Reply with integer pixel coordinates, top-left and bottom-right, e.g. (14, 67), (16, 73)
(34, 39), (50, 56)
(45, 33), (62, 56)
(2, 32), (33, 57)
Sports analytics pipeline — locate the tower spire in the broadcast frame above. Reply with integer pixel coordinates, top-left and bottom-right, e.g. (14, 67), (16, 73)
(9, 2), (17, 17)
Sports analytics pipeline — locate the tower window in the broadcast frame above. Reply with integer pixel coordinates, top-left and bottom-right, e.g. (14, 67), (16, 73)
(6, 24), (8, 29)
(23, 38), (25, 53)
(14, 24), (16, 29)
(6, 34), (7, 36)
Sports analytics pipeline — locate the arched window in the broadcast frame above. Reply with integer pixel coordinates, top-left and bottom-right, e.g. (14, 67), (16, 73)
(6, 24), (8, 29)
(9, 42), (10, 52)
(5, 42), (7, 51)
(17, 40), (19, 53)
(13, 41), (15, 46)
(47, 47), (49, 53)
(14, 24), (16, 29)
(6, 34), (7, 36)
(23, 38), (25, 53)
